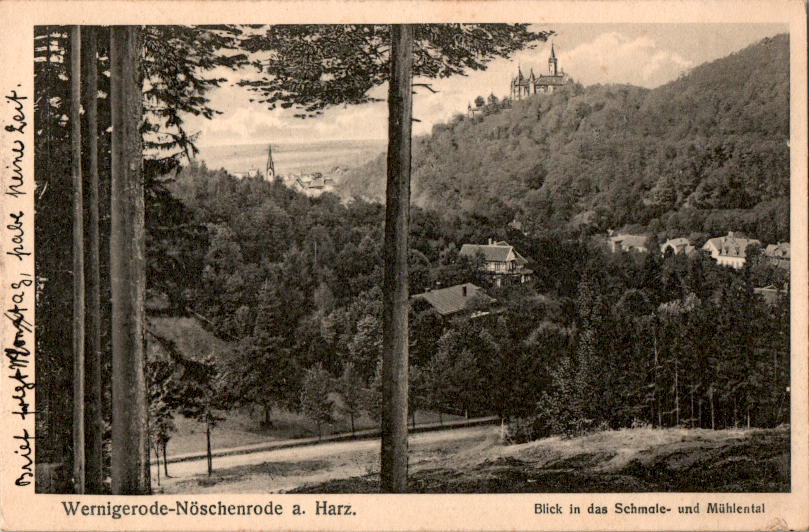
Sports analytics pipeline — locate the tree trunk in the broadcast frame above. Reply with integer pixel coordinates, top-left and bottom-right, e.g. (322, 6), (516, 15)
(82, 25), (104, 495)
(263, 402), (272, 427)
(70, 24), (86, 495)
(733, 396), (738, 428)
(674, 364), (680, 426)
(162, 440), (170, 478)
(653, 331), (661, 428)
(110, 25), (148, 495)
(709, 388), (715, 430)
(380, 24), (413, 494)
(206, 421), (212, 476)
(689, 384), (694, 428)
(350, 412), (355, 436)
(153, 442), (160, 486)
(439, 411), (443, 426)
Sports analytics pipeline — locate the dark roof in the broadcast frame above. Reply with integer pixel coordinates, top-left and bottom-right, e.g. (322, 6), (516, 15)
(535, 75), (567, 86)
(460, 243), (511, 262)
(459, 241), (528, 264)
(412, 283), (493, 316)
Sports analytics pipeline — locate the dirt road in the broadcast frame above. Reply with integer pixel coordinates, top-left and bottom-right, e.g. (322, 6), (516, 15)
(153, 425), (788, 494)
(153, 424), (499, 494)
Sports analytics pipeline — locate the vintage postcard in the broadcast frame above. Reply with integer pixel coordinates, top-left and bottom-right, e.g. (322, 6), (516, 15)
(1, 0), (807, 530)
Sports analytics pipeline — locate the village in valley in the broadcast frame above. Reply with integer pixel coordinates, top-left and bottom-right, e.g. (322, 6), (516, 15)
(228, 43), (790, 323)
(33, 24), (791, 496)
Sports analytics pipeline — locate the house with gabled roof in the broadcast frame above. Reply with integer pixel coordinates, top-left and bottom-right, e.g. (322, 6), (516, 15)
(702, 232), (761, 269)
(660, 237), (696, 256)
(412, 283), (495, 319)
(608, 233), (650, 253)
(458, 239), (533, 288)
(764, 242), (790, 269)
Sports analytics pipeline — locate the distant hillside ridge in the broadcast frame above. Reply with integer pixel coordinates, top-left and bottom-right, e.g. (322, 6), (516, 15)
(338, 34), (789, 242)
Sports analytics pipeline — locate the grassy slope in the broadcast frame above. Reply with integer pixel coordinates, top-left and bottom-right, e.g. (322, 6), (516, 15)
(165, 404), (463, 457)
(292, 426), (789, 493)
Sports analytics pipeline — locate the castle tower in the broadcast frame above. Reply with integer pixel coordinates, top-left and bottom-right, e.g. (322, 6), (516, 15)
(265, 144), (275, 181)
(548, 43), (558, 76)
(512, 65), (528, 100)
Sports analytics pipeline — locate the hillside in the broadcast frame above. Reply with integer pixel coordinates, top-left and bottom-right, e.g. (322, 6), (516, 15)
(339, 34), (789, 241)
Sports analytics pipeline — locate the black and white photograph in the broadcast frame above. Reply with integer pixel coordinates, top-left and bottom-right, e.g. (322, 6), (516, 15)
(2, 1), (807, 530)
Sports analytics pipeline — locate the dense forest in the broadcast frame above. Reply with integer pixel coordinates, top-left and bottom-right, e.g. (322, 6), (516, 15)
(34, 27), (790, 489)
(340, 34), (789, 242)
(155, 162), (790, 449)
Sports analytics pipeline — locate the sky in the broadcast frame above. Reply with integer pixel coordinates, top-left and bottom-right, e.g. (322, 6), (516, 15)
(183, 23), (787, 147)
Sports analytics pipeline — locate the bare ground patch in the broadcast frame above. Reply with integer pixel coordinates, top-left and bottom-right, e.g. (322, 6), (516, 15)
(291, 426), (789, 493)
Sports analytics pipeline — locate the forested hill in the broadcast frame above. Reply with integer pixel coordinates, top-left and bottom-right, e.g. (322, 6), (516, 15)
(339, 34), (789, 242)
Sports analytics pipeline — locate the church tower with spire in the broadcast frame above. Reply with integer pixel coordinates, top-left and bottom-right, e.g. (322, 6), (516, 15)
(548, 43), (558, 76)
(265, 144), (276, 181)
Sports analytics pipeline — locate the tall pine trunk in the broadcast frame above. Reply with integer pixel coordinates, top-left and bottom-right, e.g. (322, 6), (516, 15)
(110, 26), (149, 495)
(162, 440), (170, 478)
(380, 24), (413, 494)
(263, 402), (272, 427)
(153, 442), (160, 486)
(70, 25), (86, 495)
(733, 396), (738, 428)
(206, 421), (213, 476)
(674, 364), (680, 426)
(653, 330), (661, 428)
(689, 385), (695, 428)
(82, 25), (104, 495)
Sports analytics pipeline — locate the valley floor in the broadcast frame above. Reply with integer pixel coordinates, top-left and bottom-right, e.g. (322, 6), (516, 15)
(154, 425), (789, 494)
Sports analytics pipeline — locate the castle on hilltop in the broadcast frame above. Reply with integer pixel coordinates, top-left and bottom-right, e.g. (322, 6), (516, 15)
(510, 44), (568, 100)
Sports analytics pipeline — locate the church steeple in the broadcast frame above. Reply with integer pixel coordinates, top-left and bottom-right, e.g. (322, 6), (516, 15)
(265, 144), (276, 181)
(548, 43), (558, 76)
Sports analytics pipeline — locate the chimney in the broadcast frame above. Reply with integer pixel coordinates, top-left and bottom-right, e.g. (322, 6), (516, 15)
(462, 285), (468, 297)
(488, 238), (493, 245)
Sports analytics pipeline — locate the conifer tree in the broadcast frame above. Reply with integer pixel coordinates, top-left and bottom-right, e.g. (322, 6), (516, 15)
(335, 362), (364, 435)
(300, 363), (335, 440)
